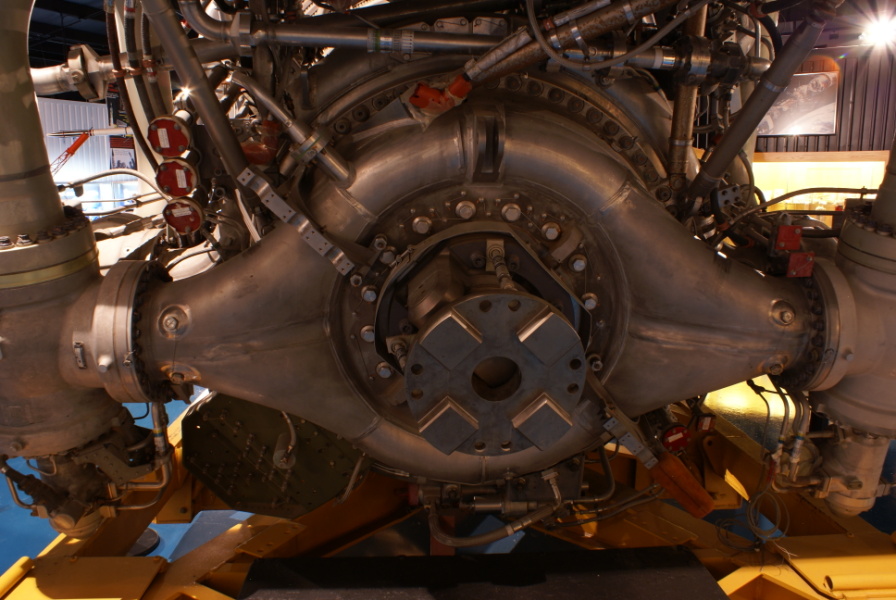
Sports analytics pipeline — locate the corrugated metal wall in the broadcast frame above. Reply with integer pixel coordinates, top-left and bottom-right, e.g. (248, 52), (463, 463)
(756, 48), (896, 153)
(36, 97), (110, 183)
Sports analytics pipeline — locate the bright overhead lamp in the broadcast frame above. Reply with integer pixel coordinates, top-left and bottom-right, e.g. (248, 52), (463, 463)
(860, 15), (896, 47)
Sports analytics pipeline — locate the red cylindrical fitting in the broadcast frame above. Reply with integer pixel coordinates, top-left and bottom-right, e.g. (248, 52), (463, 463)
(162, 198), (203, 235)
(148, 114), (191, 157)
(156, 157), (198, 197)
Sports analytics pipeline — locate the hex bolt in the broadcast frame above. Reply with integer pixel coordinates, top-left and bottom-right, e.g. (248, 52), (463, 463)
(779, 309), (795, 325)
(361, 286), (378, 303)
(0, 236), (12, 248)
(360, 325), (376, 343)
(412, 216), (432, 235)
(541, 222), (561, 241)
(376, 362), (394, 378)
(162, 316), (179, 332)
(501, 203), (522, 222)
(16, 234), (33, 246)
(455, 200), (477, 220)
(169, 372), (186, 384)
(767, 363), (784, 376)
(380, 247), (397, 264)
(372, 234), (388, 250)
(349, 274), (363, 287)
(582, 293), (599, 310)
(569, 254), (588, 272)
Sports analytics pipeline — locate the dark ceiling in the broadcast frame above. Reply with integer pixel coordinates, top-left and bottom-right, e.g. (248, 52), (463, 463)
(29, 0), (107, 68)
(24, 0), (896, 69)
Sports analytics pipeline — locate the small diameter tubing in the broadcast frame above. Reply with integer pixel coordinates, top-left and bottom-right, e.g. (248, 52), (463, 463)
(427, 503), (556, 548)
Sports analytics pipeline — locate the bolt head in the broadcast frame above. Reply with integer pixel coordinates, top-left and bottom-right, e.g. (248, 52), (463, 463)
(376, 362), (393, 378)
(569, 254), (587, 272)
(412, 216), (432, 235)
(169, 372), (185, 384)
(163, 316), (179, 331)
(501, 203), (522, 222)
(582, 293), (599, 310)
(361, 286), (378, 303)
(360, 326), (376, 343)
(542, 222), (561, 241)
(349, 274), (363, 287)
(380, 247), (397, 265)
(455, 200), (477, 220)
(780, 310), (795, 325)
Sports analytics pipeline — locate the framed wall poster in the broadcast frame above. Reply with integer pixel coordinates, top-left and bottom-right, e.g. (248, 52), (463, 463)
(757, 72), (839, 136)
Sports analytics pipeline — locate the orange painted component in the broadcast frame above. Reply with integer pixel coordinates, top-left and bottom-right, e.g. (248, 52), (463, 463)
(648, 452), (715, 518)
(409, 74), (473, 114)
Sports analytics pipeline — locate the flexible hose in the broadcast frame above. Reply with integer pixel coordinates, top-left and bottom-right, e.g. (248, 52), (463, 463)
(427, 503), (556, 548)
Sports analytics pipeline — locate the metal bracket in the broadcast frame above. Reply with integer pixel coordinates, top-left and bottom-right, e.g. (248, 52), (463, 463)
(237, 167), (355, 275)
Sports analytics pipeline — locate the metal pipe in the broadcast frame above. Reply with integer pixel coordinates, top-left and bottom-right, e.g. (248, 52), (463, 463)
(30, 39), (238, 98)
(307, 0), (518, 28)
(688, 16), (827, 201)
(667, 5), (708, 192)
(0, 0), (69, 238)
(476, 0), (680, 81)
(106, 1), (158, 172)
(142, 0), (249, 179)
(427, 503), (556, 548)
(230, 71), (353, 184)
(178, 0), (502, 54)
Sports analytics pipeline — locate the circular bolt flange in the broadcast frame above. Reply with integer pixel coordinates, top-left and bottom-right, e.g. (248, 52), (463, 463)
(455, 200), (477, 220)
(569, 254), (587, 272)
(412, 216), (432, 235)
(360, 325), (376, 343)
(361, 286), (378, 303)
(541, 222), (561, 241)
(582, 293), (599, 310)
(501, 203), (522, 222)
(376, 362), (394, 378)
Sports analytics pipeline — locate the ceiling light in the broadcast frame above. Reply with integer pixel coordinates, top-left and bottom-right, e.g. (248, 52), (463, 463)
(861, 15), (896, 46)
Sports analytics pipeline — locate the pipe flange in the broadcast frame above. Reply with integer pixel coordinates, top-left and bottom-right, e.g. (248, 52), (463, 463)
(92, 261), (172, 403)
(404, 291), (586, 456)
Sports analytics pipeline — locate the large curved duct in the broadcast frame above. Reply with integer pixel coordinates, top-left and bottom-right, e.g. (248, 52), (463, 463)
(4, 0), (896, 539)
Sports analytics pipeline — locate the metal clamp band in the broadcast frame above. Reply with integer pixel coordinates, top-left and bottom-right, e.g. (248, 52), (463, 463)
(568, 20), (591, 56)
(0, 247), (97, 290)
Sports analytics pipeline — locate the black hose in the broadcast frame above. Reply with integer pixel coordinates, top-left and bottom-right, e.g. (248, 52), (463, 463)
(107, 9), (159, 171)
(759, 14), (783, 55)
